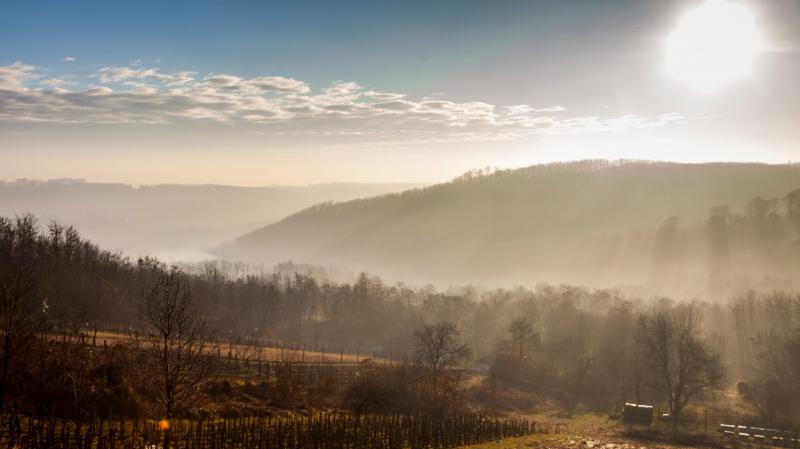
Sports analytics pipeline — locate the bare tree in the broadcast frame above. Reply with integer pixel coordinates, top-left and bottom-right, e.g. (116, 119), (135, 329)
(636, 301), (724, 434)
(508, 318), (539, 380)
(414, 322), (471, 373)
(784, 189), (800, 231)
(413, 322), (471, 414)
(0, 215), (40, 410)
(139, 261), (212, 421)
(788, 330), (800, 401)
(747, 330), (796, 425)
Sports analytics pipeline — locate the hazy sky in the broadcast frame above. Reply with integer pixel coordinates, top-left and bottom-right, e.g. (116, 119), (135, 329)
(2, 0), (799, 185)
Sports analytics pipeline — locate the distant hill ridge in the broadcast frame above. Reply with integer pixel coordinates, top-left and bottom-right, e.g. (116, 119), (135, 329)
(219, 160), (800, 296)
(260, 159), (795, 219)
(0, 179), (423, 261)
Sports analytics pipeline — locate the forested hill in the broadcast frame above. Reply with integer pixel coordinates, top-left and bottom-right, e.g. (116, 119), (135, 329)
(218, 160), (800, 297)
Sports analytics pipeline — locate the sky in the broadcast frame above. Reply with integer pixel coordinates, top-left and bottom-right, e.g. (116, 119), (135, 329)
(1, 0), (799, 186)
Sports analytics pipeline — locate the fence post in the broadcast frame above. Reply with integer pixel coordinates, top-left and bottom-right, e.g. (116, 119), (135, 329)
(703, 410), (707, 436)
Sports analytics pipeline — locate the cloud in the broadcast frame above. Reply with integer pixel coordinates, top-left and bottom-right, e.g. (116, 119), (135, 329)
(535, 105), (565, 113)
(0, 61), (686, 142)
(203, 73), (309, 94)
(204, 73), (240, 87)
(0, 61), (37, 91)
(98, 66), (196, 86)
(62, 56), (76, 62)
(364, 90), (406, 101)
(248, 76), (309, 93)
(40, 78), (67, 87)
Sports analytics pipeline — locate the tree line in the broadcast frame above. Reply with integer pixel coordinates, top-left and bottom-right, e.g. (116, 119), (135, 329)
(1, 213), (800, 430)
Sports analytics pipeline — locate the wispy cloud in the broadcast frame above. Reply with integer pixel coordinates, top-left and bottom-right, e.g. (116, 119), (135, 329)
(62, 56), (76, 62)
(0, 61), (37, 91)
(0, 62), (685, 142)
(97, 66), (195, 85)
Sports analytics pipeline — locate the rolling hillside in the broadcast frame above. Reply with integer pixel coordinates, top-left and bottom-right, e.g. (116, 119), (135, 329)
(218, 160), (800, 296)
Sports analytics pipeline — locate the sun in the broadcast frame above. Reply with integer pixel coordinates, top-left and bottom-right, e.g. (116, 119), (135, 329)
(665, 0), (763, 92)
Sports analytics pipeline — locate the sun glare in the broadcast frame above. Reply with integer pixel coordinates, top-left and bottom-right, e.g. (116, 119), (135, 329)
(665, 0), (762, 92)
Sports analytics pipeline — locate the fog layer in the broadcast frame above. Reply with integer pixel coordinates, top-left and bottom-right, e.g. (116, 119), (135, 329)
(0, 180), (422, 261)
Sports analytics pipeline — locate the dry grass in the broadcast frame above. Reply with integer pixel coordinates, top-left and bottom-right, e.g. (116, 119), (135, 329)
(55, 329), (377, 363)
(458, 411), (736, 449)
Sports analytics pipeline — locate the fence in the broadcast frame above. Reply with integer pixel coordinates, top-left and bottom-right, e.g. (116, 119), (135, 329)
(57, 323), (383, 365)
(218, 359), (397, 385)
(0, 413), (562, 449)
(719, 424), (799, 447)
(623, 404), (800, 447)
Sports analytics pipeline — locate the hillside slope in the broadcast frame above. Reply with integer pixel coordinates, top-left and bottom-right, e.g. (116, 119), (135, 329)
(218, 161), (800, 296)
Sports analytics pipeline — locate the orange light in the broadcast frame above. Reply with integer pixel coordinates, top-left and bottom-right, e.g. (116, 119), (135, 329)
(159, 419), (170, 431)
